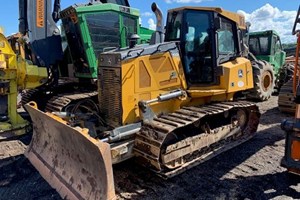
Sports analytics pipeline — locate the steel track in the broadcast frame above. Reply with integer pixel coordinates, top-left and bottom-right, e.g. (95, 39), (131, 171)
(134, 101), (260, 178)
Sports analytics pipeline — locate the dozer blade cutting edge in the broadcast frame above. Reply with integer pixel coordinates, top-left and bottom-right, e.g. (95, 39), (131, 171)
(24, 103), (116, 200)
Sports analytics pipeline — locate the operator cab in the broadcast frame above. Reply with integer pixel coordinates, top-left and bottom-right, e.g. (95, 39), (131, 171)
(249, 30), (283, 56)
(60, 3), (140, 78)
(165, 8), (243, 86)
(248, 30), (286, 70)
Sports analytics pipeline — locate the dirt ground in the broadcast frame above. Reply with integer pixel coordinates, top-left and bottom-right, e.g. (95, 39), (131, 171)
(1, 96), (300, 200)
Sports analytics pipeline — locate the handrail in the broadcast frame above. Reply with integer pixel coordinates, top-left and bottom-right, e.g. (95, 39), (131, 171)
(292, 5), (300, 96)
(293, 35), (300, 96)
(292, 5), (300, 35)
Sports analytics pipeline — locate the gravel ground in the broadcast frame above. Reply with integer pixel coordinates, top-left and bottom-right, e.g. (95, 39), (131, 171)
(0, 96), (300, 200)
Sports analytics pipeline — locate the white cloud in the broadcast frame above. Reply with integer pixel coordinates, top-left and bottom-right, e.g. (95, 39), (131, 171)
(148, 18), (156, 30)
(165, 0), (205, 3)
(139, 17), (142, 25)
(141, 12), (153, 17)
(238, 4), (297, 44)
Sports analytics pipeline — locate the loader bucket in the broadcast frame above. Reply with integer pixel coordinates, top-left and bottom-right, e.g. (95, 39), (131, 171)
(24, 103), (116, 200)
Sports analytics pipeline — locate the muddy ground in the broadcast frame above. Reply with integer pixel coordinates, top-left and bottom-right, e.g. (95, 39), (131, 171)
(0, 96), (300, 200)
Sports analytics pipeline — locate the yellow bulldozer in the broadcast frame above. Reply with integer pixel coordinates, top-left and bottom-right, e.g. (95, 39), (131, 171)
(24, 3), (267, 200)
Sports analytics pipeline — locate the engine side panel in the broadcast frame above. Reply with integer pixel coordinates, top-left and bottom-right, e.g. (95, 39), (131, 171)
(220, 57), (254, 92)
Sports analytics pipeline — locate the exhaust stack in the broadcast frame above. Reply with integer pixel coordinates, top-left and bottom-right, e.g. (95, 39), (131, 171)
(151, 3), (164, 44)
(52, 0), (61, 23)
(18, 0), (28, 35)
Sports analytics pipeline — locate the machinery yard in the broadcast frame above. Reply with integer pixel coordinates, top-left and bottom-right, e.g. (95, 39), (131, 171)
(1, 95), (300, 200)
(0, 1), (299, 200)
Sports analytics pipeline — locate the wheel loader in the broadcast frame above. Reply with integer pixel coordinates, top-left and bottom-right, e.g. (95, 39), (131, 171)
(281, 5), (300, 176)
(24, 3), (265, 200)
(249, 30), (293, 94)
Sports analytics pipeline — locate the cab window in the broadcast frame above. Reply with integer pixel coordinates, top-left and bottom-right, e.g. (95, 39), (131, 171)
(217, 17), (236, 55)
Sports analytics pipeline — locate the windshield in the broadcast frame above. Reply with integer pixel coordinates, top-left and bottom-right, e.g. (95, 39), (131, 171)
(216, 17), (238, 65)
(165, 10), (214, 84)
(249, 36), (270, 55)
(62, 17), (89, 74)
(181, 10), (214, 84)
(165, 11), (183, 41)
(86, 12), (120, 57)
(123, 15), (138, 46)
(217, 19), (236, 54)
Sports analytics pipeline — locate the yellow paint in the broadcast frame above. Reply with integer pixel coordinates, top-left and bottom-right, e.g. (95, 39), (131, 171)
(121, 51), (184, 124)
(220, 57), (253, 92)
(120, 50), (254, 125)
(119, 7), (250, 125)
(0, 32), (47, 135)
(188, 89), (226, 98)
(0, 122), (12, 131)
(6, 33), (26, 59)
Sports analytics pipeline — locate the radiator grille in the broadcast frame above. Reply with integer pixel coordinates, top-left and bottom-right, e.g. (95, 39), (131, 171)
(98, 67), (122, 127)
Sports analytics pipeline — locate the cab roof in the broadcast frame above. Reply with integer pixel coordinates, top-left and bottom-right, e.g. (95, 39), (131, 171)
(168, 7), (246, 30)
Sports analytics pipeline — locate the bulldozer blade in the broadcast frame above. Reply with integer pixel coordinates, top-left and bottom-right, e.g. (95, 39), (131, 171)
(24, 103), (116, 200)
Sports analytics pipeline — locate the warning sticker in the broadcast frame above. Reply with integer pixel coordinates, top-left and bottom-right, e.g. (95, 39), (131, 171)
(36, 0), (45, 27)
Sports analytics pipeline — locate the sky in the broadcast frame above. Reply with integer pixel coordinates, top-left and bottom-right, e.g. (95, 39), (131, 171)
(0, 0), (299, 44)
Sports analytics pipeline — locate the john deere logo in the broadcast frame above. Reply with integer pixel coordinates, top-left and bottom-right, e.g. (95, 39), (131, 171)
(238, 69), (243, 78)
